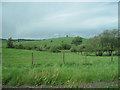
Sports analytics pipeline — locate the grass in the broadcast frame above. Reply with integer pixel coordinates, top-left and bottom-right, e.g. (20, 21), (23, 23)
(2, 48), (118, 86)
(103, 85), (119, 88)
(2, 40), (7, 48)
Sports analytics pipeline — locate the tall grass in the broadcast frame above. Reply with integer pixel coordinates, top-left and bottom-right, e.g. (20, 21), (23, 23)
(2, 48), (118, 86)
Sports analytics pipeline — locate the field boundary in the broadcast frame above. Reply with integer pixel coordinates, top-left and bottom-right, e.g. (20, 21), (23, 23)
(2, 81), (118, 88)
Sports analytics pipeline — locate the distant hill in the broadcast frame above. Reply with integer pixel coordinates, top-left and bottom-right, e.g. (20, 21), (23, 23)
(2, 37), (88, 48)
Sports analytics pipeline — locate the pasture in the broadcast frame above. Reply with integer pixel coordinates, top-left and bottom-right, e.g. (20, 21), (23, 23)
(2, 37), (87, 48)
(2, 48), (118, 87)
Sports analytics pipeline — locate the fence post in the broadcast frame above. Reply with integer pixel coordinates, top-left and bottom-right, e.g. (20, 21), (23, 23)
(32, 52), (33, 65)
(63, 52), (65, 64)
(85, 51), (87, 64)
(111, 51), (113, 63)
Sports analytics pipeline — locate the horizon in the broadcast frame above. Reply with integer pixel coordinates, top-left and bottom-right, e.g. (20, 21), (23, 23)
(1, 36), (87, 40)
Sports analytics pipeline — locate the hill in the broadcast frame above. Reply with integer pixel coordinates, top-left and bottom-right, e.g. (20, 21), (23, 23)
(2, 37), (88, 48)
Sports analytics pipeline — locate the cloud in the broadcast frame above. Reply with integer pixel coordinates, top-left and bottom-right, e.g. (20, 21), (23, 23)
(2, 2), (118, 39)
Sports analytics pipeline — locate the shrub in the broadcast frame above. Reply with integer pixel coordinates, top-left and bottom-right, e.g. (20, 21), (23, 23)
(49, 46), (60, 53)
(56, 45), (62, 50)
(14, 45), (19, 49)
(71, 36), (82, 46)
(18, 44), (24, 49)
(24, 46), (32, 50)
(36, 47), (42, 51)
(61, 44), (71, 50)
(70, 46), (78, 52)
(44, 44), (47, 48)
(33, 45), (37, 50)
(61, 41), (64, 43)
(77, 44), (86, 52)
(50, 40), (53, 43)
(7, 37), (14, 48)
(45, 46), (51, 50)
(27, 47), (32, 50)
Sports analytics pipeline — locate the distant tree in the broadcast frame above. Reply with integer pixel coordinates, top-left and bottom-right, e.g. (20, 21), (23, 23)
(118, 30), (120, 56)
(100, 29), (117, 56)
(78, 44), (86, 55)
(46, 46), (51, 50)
(18, 44), (24, 49)
(14, 45), (19, 49)
(66, 35), (68, 37)
(44, 44), (47, 48)
(7, 37), (14, 48)
(18, 39), (20, 42)
(25, 46), (32, 50)
(49, 46), (60, 53)
(36, 46), (42, 51)
(50, 40), (53, 43)
(85, 29), (118, 56)
(70, 45), (78, 52)
(87, 36), (103, 56)
(61, 43), (71, 50)
(61, 41), (64, 43)
(71, 36), (82, 46)
(33, 45), (37, 50)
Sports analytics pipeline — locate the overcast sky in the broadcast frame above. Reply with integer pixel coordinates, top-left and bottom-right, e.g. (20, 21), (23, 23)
(2, 2), (118, 39)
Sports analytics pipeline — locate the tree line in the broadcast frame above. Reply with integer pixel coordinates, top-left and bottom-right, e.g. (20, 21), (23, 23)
(6, 29), (119, 56)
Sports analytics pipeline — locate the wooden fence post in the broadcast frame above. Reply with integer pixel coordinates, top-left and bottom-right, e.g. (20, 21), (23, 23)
(63, 52), (65, 64)
(32, 52), (33, 65)
(85, 51), (87, 64)
(111, 51), (113, 63)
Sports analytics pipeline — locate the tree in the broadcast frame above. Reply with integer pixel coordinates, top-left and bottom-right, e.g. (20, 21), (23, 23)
(85, 35), (106, 56)
(61, 43), (71, 50)
(70, 45), (78, 52)
(71, 36), (82, 46)
(100, 29), (117, 56)
(7, 37), (14, 48)
(50, 40), (53, 43)
(78, 44), (86, 55)
(49, 46), (60, 53)
(66, 35), (68, 37)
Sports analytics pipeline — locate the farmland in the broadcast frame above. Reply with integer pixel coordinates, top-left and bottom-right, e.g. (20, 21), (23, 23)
(2, 32), (119, 88)
(2, 2), (119, 88)
(2, 48), (118, 87)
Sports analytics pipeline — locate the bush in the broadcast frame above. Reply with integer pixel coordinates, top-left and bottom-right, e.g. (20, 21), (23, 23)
(45, 46), (51, 50)
(70, 46), (78, 52)
(71, 36), (82, 46)
(14, 44), (24, 49)
(18, 44), (24, 49)
(50, 40), (53, 43)
(49, 46), (60, 53)
(24, 46), (32, 50)
(36, 47), (42, 51)
(55, 45), (62, 50)
(77, 44), (86, 52)
(14, 45), (19, 49)
(61, 44), (71, 50)
(7, 37), (14, 48)
(33, 45), (37, 50)
(44, 44), (47, 48)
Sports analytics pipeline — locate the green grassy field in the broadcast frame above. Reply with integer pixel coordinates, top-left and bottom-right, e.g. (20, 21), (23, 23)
(2, 48), (118, 87)
(2, 37), (87, 48)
